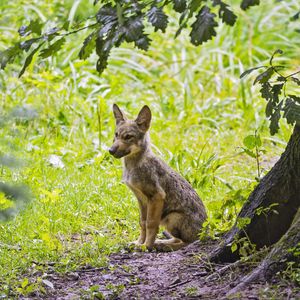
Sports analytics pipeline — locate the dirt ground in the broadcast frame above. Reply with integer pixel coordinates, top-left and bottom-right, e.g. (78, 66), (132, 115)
(23, 240), (299, 300)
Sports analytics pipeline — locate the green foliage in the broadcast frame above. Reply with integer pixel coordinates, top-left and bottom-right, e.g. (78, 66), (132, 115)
(80, 285), (105, 299)
(18, 19), (43, 36)
(15, 277), (46, 297)
(184, 285), (199, 296)
(0, 0), (240, 76)
(39, 38), (66, 59)
(241, 50), (300, 135)
(190, 6), (218, 45)
(0, 0), (299, 296)
(231, 236), (256, 257)
(281, 259), (300, 285)
(255, 203), (279, 217)
(243, 134), (261, 151)
(147, 6), (169, 33)
(213, 0), (237, 26)
(240, 0), (260, 11)
(241, 131), (264, 179)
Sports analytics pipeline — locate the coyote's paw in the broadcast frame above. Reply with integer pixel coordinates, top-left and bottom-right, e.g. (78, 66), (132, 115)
(153, 242), (173, 252)
(128, 241), (148, 252)
(153, 238), (186, 252)
(131, 240), (143, 246)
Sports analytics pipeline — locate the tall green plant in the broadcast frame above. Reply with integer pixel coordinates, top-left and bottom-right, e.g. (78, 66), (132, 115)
(241, 50), (300, 135)
(0, 0), (260, 77)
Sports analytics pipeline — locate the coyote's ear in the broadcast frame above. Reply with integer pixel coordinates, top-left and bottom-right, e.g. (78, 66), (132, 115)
(113, 104), (126, 125)
(135, 105), (151, 132)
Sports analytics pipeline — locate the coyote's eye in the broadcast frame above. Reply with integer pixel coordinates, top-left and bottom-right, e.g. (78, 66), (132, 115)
(124, 134), (133, 140)
(115, 132), (118, 137)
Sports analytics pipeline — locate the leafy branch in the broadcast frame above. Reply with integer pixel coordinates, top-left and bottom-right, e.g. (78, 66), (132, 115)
(241, 50), (300, 135)
(0, 0), (259, 77)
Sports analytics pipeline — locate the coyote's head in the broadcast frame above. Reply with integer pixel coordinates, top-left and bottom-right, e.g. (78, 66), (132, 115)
(109, 104), (152, 159)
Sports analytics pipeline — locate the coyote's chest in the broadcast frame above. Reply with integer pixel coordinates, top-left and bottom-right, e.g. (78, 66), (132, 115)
(124, 177), (149, 205)
(123, 167), (157, 204)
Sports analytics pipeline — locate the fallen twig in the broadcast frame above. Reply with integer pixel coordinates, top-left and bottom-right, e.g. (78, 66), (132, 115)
(75, 267), (106, 273)
(168, 279), (191, 289)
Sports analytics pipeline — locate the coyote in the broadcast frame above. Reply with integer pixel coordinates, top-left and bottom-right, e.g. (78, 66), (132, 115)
(109, 104), (207, 251)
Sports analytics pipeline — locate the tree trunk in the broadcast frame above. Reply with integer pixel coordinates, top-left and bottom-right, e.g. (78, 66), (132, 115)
(211, 125), (300, 263)
(226, 208), (300, 296)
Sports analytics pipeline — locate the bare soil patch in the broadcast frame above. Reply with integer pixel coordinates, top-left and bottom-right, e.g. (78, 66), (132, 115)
(23, 240), (299, 299)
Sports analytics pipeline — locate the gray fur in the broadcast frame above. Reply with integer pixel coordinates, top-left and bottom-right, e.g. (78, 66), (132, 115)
(109, 104), (207, 251)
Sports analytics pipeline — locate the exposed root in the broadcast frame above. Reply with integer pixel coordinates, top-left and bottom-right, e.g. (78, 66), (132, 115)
(227, 209), (300, 297)
(206, 248), (269, 282)
(226, 262), (266, 297)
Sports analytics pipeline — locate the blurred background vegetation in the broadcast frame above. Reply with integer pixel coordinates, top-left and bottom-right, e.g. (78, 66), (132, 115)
(0, 0), (299, 296)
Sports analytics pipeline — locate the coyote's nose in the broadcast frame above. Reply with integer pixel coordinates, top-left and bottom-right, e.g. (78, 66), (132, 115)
(109, 145), (118, 155)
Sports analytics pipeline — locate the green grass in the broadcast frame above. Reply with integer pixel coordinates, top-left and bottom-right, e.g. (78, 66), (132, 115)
(0, 0), (299, 296)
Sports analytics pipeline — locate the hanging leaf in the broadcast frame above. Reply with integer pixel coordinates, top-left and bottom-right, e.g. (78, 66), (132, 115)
(263, 84), (283, 118)
(110, 26), (126, 47)
(240, 0), (260, 11)
(79, 31), (96, 60)
(18, 42), (45, 78)
(213, 0), (237, 26)
(0, 45), (22, 69)
(18, 25), (28, 37)
(240, 66), (266, 79)
(219, 4), (237, 26)
(95, 36), (110, 75)
(44, 27), (60, 42)
(18, 19), (43, 37)
(175, 10), (189, 38)
(269, 104), (282, 135)
(190, 6), (218, 46)
(283, 98), (300, 125)
(277, 75), (286, 82)
(147, 6), (169, 33)
(97, 5), (118, 39)
(253, 67), (274, 85)
(39, 38), (66, 59)
(19, 38), (41, 52)
(291, 77), (300, 86)
(260, 82), (272, 101)
(189, 0), (204, 16)
(173, 0), (187, 13)
(95, 36), (105, 57)
(265, 100), (274, 118)
(134, 34), (151, 51)
(96, 55), (109, 75)
(271, 83), (284, 103)
(28, 19), (43, 35)
(124, 17), (144, 42)
(98, 22), (117, 38)
(96, 4), (118, 26)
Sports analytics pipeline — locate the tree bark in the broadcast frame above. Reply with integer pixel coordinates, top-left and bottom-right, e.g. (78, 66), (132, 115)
(211, 125), (300, 263)
(226, 208), (300, 296)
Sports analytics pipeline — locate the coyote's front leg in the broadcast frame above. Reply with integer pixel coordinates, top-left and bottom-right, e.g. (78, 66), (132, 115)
(144, 192), (164, 250)
(134, 200), (147, 245)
